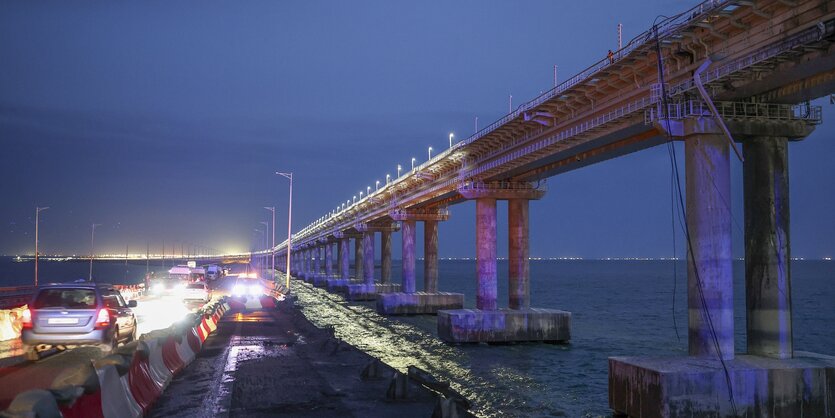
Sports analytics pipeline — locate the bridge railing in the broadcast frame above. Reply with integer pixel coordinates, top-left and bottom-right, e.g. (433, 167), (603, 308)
(645, 100), (823, 125)
(458, 0), (733, 151)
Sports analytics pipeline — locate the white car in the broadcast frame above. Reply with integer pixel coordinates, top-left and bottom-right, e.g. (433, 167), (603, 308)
(182, 282), (210, 303)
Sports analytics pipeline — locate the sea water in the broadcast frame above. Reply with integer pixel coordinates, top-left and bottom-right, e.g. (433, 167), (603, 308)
(2, 258), (833, 416)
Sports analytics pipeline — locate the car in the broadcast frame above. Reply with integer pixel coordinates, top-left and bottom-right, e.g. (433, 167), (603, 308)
(182, 282), (210, 303)
(21, 283), (138, 360)
(231, 278), (263, 297)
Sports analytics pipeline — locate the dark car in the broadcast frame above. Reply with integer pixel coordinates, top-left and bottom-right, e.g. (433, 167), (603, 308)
(21, 283), (138, 360)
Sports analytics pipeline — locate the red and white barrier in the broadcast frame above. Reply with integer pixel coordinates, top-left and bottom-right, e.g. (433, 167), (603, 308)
(97, 364), (142, 418)
(4, 298), (238, 417)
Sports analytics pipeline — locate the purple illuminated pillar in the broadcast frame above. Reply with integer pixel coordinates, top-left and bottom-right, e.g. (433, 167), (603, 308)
(476, 198), (497, 311)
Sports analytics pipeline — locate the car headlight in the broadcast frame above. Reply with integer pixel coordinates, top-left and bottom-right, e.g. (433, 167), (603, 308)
(232, 284), (245, 296)
(248, 285), (262, 296)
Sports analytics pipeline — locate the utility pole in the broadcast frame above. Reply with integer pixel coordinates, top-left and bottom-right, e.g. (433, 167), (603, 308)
(265, 206), (276, 282)
(554, 65), (558, 87)
(34, 206), (49, 287)
(618, 23), (623, 50)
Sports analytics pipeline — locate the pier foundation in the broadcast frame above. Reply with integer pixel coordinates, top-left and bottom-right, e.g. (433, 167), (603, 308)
(438, 183), (569, 342)
(609, 119), (833, 417)
(377, 209), (463, 315)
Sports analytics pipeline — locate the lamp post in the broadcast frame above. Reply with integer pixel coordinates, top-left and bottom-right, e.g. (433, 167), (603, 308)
(34, 206), (49, 286)
(375, 180), (380, 191)
(397, 165), (402, 177)
(259, 222), (269, 278)
(449, 133), (454, 148)
(254, 228), (264, 275)
(386, 174), (390, 184)
(276, 172), (293, 290)
(264, 207), (275, 282)
(366, 186), (371, 196)
(89, 223), (102, 282)
(428, 146), (433, 160)
(411, 157), (416, 171)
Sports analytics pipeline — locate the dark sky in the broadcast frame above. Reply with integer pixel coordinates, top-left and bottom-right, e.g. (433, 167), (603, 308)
(1, 1), (833, 259)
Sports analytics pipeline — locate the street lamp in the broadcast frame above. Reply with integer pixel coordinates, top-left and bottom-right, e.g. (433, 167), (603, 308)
(397, 164), (402, 177)
(428, 146), (433, 160)
(89, 223), (102, 282)
(264, 206), (275, 282)
(367, 186), (371, 195)
(353, 195), (357, 204)
(411, 157), (416, 171)
(259, 221), (269, 278)
(376, 180), (380, 191)
(449, 133), (454, 148)
(386, 174), (390, 184)
(276, 171), (294, 290)
(34, 206), (49, 286)
(359, 191), (364, 199)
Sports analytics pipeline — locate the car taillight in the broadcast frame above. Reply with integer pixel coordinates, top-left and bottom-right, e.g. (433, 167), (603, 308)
(95, 309), (110, 329)
(21, 309), (32, 329)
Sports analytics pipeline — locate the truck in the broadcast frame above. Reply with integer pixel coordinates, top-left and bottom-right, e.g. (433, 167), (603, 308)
(206, 265), (223, 281)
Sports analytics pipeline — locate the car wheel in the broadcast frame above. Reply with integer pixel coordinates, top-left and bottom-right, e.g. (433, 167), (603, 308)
(23, 345), (39, 361)
(128, 321), (138, 342)
(100, 329), (118, 354)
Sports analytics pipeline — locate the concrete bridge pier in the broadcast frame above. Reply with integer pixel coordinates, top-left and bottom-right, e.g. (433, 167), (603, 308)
(347, 224), (401, 300)
(325, 233), (363, 293)
(609, 119), (834, 418)
(437, 183), (570, 343)
(381, 230), (392, 284)
(377, 209), (463, 315)
(311, 240), (333, 287)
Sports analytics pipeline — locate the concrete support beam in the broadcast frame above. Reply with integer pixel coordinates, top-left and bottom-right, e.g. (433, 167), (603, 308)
(476, 198), (498, 311)
(401, 220), (416, 294)
(313, 246), (321, 277)
(340, 238), (350, 281)
(325, 242), (333, 277)
(685, 130), (734, 360)
(744, 136), (793, 359)
(508, 199), (530, 310)
(363, 231), (375, 286)
(381, 231), (392, 284)
(423, 220), (439, 293)
(336, 240), (343, 277)
(354, 237), (363, 280)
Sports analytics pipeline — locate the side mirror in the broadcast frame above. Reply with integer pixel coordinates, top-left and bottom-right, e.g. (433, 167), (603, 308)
(128, 300), (138, 308)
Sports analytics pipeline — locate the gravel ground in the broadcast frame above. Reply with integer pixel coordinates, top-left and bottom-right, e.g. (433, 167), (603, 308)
(150, 298), (444, 418)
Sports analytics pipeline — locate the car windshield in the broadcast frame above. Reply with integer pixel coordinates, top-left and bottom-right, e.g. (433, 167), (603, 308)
(187, 283), (205, 289)
(33, 289), (97, 309)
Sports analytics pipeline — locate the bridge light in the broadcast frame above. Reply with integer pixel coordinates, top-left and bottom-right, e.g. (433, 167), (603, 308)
(428, 146), (433, 160)
(375, 180), (380, 191)
(449, 133), (454, 148)
(397, 165), (402, 177)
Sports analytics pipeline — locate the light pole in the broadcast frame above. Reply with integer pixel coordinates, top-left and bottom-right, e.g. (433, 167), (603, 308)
(397, 164), (402, 177)
(386, 174), (390, 184)
(34, 206), (49, 286)
(254, 228), (264, 276)
(89, 223), (102, 282)
(449, 133), (454, 148)
(366, 186), (371, 196)
(428, 146), (433, 160)
(276, 172), (293, 290)
(264, 206), (275, 282)
(411, 157), (416, 171)
(375, 180), (380, 191)
(259, 221), (269, 278)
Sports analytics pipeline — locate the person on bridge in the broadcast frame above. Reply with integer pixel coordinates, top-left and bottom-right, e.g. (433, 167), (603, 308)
(607, 49), (614, 64)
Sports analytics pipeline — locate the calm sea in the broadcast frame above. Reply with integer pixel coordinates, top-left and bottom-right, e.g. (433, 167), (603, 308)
(2, 257), (833, 417)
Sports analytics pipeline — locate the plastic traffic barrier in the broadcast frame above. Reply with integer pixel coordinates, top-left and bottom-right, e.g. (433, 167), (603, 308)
(1, 297), (234, 418)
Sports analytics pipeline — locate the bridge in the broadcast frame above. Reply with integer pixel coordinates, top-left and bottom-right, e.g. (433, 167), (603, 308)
(253, 0), (835, 416)
(2, 0), (834, 416)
